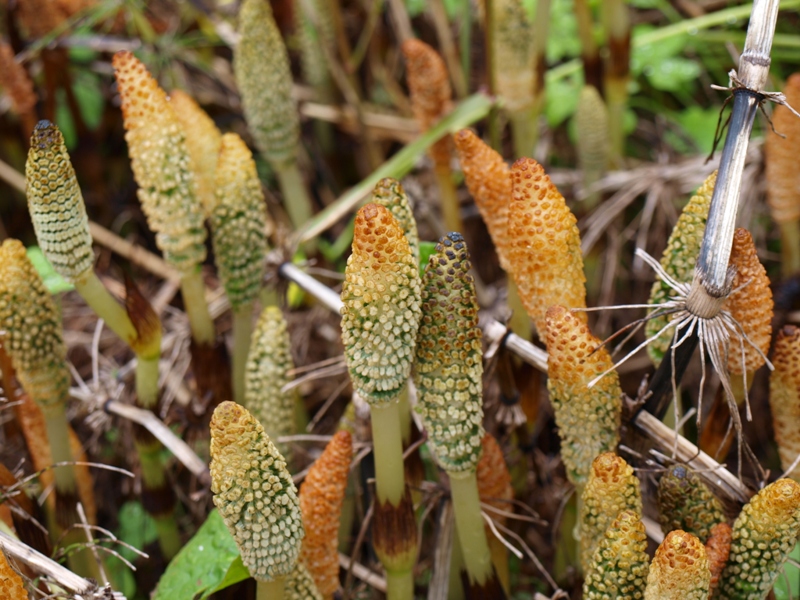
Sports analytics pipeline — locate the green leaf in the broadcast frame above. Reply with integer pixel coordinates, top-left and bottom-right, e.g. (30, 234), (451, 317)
(115, 501), (158, 563)
(26, 246), (74, 294)
(545, 75), (581, 128)
(153, 510), (249, 600)
(643, 57), (702, 92)
(774, 541), (800, 600)
(673, 106), (720, 154)
(418, 241), (437, 277)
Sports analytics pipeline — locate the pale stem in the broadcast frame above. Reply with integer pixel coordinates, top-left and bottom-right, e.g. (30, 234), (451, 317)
(180, 270), (216, 345)
(135, 355), (160, 410)
(449, 470), (493, 586)
(434, 162), (463, 234)
(397, 386), (411, 446)
(257, 577), (285, 600)
(385, 569), (415, 600)
(74, 270), (137, 346)
(274, 160), (315, 236)
(232, 303), (254, 405)
(779, 220), (800, 277)
(369, 400), (406, 507)
(42, 403), (78, 496)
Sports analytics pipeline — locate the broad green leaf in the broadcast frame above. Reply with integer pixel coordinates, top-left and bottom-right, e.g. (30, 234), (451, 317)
(153, 510), (249, 600)
(643, 57), (702, 92)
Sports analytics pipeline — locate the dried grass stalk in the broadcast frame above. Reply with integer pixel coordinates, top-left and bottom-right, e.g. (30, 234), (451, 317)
(646, 171), (716, 364)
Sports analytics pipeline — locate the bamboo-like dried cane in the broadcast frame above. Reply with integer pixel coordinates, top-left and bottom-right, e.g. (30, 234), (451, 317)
(646, 172), (715, 364)
(644, 530), (710, 600)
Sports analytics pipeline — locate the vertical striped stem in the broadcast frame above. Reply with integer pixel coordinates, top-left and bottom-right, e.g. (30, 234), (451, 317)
(434, 163), (463, 234)
(257, 578), (284, 600)
(509, 109), (538, 161)
(507, 280), (531, 340)
(136, 356), (160, 409)
(386, 570), (414, 600)
(275, 161), (315, 240)
(370, 400), (406, 507)
(450, 471), (493, 586)
(180, 271), (216, 346)
(779, 220), (800, 277)
(74, 271), (137, 345)
(232, 304), (254, 405)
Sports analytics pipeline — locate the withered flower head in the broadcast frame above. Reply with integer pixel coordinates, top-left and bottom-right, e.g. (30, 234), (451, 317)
(770, 325), (800, 480)
(765, 73), (800, 224)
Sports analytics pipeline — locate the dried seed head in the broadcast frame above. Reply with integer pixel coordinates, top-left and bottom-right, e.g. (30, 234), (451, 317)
(575, 86), (610, 196)
(286, 561), (323, 600)
(582, 510), (649, 600)
(719, 478), (800, 598)
(722, 228), (772, 375)
(112, 51), (207, 273)
(415, 233), (484, 473)
(492, 0), (534, 113)
(26, 121), (94, 281)
(705, 522), (732, 597)
(402, 39), (452, 166)
(341, 204), (422, 405)
(545, 306), (622, 486)
(508, 158), (586, 335)
(0, 239), (70, 409)
(235, 0), (299, 167)
(453, 129), (512, 271)
(0, 553), (26, 600)
(372, 178), (420, 267)
(170, 90), (222, 216)
(245, 307), (295, 457)
(210, 133), (269, 311)
(765, 73), (800, 224)
(580, 453), (642, 573)
(657, 464), (726, 543)
(646, 172), (716, 364)
(0, 41), (36, 117)
(210, 401), (304, 581)
(644, 530), (710, 600)
(475, 433), (513, 522)
(769, 325), (800, 479)
(299, 430), (353, 597)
